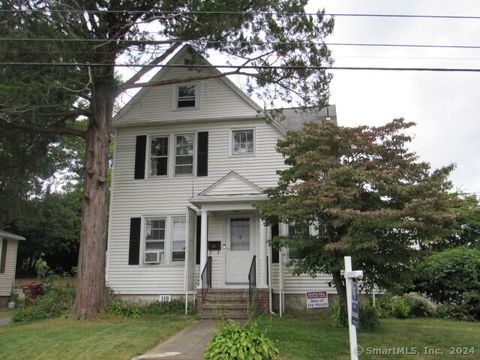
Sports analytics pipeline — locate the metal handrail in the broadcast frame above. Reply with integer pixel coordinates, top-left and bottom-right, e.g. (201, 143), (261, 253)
(248, 255), (257, 305)
(201, 256), (212, 300)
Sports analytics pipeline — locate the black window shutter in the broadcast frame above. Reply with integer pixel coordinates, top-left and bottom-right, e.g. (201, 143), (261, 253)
(0, 239), (7, 273)
(196, 216), (201, 265)
(197, 132), (208, 177)
(129, 218), (141, 265)
(134, 135), (147, 179)
(272, 223), (279, 263)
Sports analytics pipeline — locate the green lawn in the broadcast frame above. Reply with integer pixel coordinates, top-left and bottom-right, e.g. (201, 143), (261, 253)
(260, 313), (480, 360)
(0, 308), (13, 318)
(0, 314), (195, 360)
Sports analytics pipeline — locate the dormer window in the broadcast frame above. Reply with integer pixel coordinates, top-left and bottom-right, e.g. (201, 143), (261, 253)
(176, 84), (197, 108)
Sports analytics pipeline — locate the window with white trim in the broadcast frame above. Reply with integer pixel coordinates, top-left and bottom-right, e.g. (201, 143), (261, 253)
(171, 217), (186, 261)
(177, 85), (196, 108)
(150, 136), (169, 176)
(144, 218), (165, 263)
(175, 134), (194, 175)
(232, 129), (254, 155)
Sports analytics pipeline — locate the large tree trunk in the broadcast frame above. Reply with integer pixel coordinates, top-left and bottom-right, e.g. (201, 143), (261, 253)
(73, 81), (113, 319)
(332, 270), (347, 317)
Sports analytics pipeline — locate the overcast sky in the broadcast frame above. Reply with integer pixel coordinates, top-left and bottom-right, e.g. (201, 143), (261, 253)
(309, 0), (480, 195)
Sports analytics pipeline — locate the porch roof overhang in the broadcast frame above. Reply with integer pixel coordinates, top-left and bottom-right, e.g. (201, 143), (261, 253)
(189, 193), (267, 211)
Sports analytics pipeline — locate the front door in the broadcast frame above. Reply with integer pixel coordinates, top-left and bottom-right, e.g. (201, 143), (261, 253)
(225, 217), (252, 284)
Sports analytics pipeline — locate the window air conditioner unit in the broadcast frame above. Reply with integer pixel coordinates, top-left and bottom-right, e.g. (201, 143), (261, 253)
(144, 251), (163, 264)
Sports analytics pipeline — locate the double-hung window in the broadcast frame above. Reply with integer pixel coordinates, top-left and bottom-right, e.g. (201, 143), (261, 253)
(175, 134), (194, 175)
(150, 136), (169, 176)
(171, 217), (186, 261)
(177, 85), (196, 108)
(145, 218), (165, 263)
(232, 129), (254, 155)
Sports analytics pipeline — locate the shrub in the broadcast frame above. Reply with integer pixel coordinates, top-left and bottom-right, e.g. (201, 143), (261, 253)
(376, 293), (394, 318)
(434, 303), (474, 322)
(106, 298), (142, 318)
(12, 280), (75, 322)
(402, 292), (436, 317)
(415, 247), (480, 319)
(331, 298), (348, 328)
(142, 299), (189, 315)
(391, 296), (411, 319)
(359, 302), (380, 330)
(204, 320), (279, 360)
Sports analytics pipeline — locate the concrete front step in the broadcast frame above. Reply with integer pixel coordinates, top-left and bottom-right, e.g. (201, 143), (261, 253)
(202, 303), (248, 311)
(197, 289), (251, 319)
(198, 310), (249, 319)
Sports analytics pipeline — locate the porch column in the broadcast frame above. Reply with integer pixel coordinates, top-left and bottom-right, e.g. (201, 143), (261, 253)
(259, 220), (268, 288)
(199, 210), (208, 275)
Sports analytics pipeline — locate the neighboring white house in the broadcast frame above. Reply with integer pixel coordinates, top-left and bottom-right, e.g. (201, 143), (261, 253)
(0, 230), (25, 307)
(107, 45), (337, 316)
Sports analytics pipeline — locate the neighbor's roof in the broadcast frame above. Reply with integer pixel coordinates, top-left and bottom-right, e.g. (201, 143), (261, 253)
(0, 230), (26, 241)
(268, 105), (337, 132)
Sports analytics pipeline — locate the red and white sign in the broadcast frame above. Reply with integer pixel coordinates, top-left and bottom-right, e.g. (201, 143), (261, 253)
(306, 291), (329, 308)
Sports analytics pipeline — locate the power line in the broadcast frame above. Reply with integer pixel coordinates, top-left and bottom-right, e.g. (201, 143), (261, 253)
(3, 62), (480, 73)
(2, 9), (480, 20)
(2, 38), (480, 50)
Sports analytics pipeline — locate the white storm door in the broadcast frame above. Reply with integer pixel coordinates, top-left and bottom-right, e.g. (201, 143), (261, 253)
(226, 217), (252, 284)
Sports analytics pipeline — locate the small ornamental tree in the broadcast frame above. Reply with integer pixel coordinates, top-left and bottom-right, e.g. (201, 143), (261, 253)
(256, 119), (455, 315)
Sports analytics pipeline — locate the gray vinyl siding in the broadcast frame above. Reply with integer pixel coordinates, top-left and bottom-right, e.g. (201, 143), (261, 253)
(0, 239), (19, 297)
(115, 68), (258, 126)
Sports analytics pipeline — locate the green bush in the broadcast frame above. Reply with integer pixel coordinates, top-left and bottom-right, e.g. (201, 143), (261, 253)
(204, 320), (279, 360)
(434, 303), (474, 322)
(376, 293), (394, 318)
(402, 292), (436, 317)
(359, 302), (380, 330)
(391, 296), (411, 319)
(142, 299), (189, 315)
(331, 298), (348, 328)
(415, 247), (480, 319)
(12, 280), (75, 322)
(106, 298), (142, 318)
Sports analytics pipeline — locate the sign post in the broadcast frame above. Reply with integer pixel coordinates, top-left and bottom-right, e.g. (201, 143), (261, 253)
(344, 256), (363, 360)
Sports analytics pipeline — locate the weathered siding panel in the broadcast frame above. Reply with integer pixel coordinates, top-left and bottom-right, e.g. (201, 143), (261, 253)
(0, 239), (19, 297)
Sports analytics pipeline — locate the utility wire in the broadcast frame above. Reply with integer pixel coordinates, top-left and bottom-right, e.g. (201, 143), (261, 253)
(2, 38), (480, 50)
(3, 62), (480, 72)
(2, 9), (480, 20)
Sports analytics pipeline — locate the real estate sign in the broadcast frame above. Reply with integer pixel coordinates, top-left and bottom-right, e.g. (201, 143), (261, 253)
(306, 291), (329, 309)
(351, 281), (360, 327)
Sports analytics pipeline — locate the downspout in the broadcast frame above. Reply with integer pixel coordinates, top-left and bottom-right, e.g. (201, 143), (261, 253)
(184, 204), (200, 315)
(267, 233), (276, 315)
(279, 248), (284, 317)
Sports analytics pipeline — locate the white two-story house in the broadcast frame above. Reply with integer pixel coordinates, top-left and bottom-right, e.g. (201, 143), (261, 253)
(107, 45), (337, 317)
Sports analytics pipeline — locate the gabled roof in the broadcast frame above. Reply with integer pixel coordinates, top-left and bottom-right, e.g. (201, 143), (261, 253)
(0, 230), (25, 241)
(198, 171), (264, 197)
(113, 45), (262, 124)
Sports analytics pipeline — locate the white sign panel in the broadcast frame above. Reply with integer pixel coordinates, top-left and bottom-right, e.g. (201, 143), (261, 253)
(306, 291), (329, 309)
(159, 295), (172, 302)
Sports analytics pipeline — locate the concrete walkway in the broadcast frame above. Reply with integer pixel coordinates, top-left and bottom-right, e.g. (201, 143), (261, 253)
(132, 320), (218, 360)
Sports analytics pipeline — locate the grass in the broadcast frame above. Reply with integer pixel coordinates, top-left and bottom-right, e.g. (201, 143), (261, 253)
(259, 312), (480, 360)
(0, 314), (195, 360)
(0, 308), (13, 317)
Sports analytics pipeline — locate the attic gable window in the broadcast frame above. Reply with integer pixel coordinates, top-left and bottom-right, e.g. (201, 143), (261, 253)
(176, 84), (197, 108)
